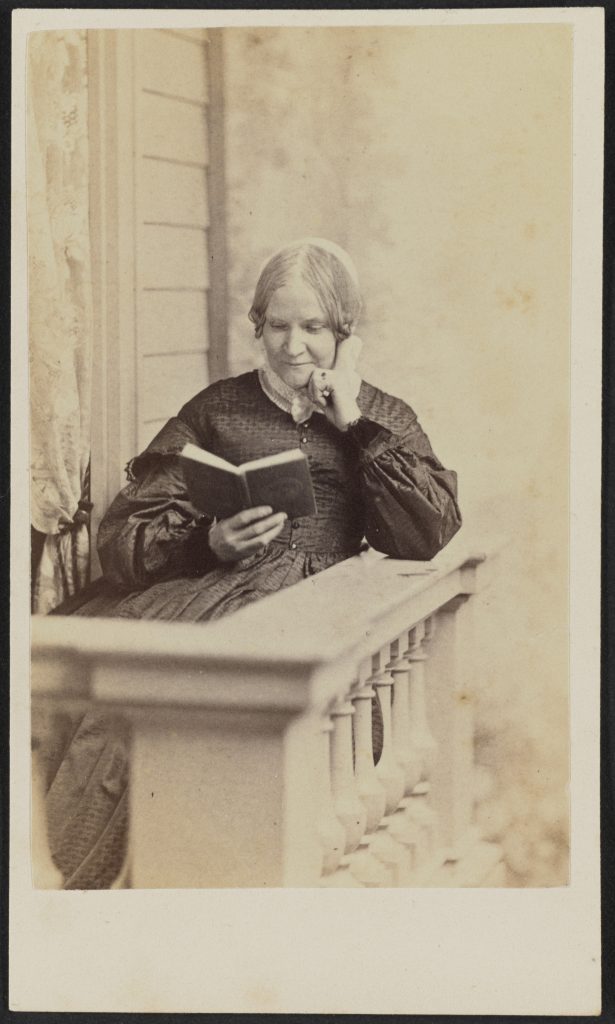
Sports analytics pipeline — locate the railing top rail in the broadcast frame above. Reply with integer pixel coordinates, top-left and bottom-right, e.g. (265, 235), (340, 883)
(32, 536), (497, 689)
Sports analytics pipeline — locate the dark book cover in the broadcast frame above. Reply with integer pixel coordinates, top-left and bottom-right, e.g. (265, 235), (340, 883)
(182, 458), (250, 520)
(180, 444), (316, 520)
(244, 456), (316, 518)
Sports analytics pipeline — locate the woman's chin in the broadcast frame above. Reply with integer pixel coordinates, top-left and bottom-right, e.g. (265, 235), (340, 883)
(279, 366), (313, 389)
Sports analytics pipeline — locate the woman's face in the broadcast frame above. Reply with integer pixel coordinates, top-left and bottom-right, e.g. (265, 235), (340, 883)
(261, 273), (336, 389)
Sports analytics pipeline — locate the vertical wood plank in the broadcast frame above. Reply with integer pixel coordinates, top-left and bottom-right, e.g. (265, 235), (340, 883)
(205, 29), (229, 381)
(113, 31), (139, 489)
(86, 30), (138, 575)
(86, 29), (108, 579)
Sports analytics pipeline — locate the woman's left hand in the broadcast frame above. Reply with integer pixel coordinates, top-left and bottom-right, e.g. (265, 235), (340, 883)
(307, 334), (363, 431)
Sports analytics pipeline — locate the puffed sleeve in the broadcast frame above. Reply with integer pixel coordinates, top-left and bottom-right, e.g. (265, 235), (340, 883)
(97, 416), (219, 590)
(351, 386), (461, 560)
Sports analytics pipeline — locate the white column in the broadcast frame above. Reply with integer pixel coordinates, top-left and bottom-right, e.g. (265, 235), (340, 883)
(389, 639), (422, 793)
(386, 637), (429, 878)
(349, 665), (390, 887)
(317, 716), (347, 878)
(321, 696), (367, 886)
(368, 650), (413, 884)
(405, 620), (440, 860)
(329, 697), (367, 854)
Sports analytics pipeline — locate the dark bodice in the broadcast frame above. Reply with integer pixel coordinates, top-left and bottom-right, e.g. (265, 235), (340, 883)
(182, 375), (366, 554)
(70, 371), (461, 623)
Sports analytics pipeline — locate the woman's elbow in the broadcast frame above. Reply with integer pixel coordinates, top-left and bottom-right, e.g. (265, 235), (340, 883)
(435, 503), (463, 554)
(366, 503), (462, 561)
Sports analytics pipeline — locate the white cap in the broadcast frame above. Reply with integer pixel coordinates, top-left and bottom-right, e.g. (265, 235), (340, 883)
(258, 236), (360, 288)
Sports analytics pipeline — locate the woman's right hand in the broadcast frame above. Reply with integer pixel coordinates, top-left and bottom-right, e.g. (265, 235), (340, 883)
(208, 506), (287, 562)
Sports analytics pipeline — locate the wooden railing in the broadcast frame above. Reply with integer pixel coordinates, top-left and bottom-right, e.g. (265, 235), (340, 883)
(30, 542), (505, 888)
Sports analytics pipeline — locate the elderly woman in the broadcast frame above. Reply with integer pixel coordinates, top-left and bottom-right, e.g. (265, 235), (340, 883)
(44, 238), (461, 887)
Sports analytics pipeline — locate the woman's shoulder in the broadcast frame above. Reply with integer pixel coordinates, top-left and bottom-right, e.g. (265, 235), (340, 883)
(358, 379), (418, 432)
(178, 371), (261, 424)
(180, 370), (259, 410)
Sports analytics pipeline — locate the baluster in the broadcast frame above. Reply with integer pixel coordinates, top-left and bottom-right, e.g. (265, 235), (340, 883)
(317, 716), (347, 879)
(368, 649), (413, 884)
(348, 666), (391, 887)
(405, 619), (440, 860)
(386, 638), (429, 879)
(321, 697), (366, 886)
(389, 638), (422, 793)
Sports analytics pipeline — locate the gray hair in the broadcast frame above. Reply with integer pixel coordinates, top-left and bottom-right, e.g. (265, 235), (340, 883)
(248, 239), (362, 343)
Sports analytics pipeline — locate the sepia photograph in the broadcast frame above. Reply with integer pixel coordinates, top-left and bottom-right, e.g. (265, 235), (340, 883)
(11, 6), (602, 1015)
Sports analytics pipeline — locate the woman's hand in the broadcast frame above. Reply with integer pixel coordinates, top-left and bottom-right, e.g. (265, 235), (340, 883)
(208, 506), (287, 562)
(307, 334), (363, 431)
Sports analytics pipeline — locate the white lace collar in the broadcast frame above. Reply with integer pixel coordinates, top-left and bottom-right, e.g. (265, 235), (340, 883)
(257, 366), (324, 424)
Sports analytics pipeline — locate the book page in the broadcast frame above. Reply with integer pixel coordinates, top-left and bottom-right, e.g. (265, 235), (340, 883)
(242, 448), (304, 472)
(181, 443), (239, 474)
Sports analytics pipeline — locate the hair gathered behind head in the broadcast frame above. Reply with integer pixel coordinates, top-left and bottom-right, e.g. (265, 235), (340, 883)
(249, 238), (363, 343)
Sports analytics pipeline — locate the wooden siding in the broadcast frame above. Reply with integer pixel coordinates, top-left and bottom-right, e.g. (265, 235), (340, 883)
(139, 290), (209, 356)
(88, 29), (219, 572)
(134, 29), (211, 452)
(141, 352), (212, 425)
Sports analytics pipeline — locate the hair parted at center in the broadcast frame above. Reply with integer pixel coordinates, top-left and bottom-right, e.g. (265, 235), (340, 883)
(248, 240), (363, 343)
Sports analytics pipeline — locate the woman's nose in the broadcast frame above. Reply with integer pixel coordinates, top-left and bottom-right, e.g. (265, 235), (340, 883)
(285, 327), (304, 354)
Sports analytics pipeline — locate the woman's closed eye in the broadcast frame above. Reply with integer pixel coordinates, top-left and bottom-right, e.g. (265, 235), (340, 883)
(267, 319), (326, 334)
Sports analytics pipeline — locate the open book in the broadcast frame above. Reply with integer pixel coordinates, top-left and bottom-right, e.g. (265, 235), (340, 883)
(180, 443), (317, 520)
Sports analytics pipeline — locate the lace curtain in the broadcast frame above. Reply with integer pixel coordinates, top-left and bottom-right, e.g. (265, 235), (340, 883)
(28, 31), (93, 613)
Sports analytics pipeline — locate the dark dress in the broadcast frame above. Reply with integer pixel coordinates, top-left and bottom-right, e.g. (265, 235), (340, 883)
(42, 371), (461, 887)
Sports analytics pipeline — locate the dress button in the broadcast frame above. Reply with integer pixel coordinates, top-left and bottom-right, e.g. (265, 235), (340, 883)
(301, 437), (308, 444)
(290, 542), (297, 550)
(292, 520), (300, 529)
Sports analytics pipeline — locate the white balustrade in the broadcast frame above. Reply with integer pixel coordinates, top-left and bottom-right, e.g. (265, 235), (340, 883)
(322, 697), (366, 886)
(389, 638), (422, 793)
(30, 544), (503, 888)
(316, 717), (346, 879)
(361, 650), (413, 884)
(386, 636), (429, 878)
(348, 666), (389, 887)
(404, 620), (440, 861)
(352, 669), (386, 832)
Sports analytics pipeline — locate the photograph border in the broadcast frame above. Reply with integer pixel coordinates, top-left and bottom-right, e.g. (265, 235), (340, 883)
(9, 5), (605, 1015)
